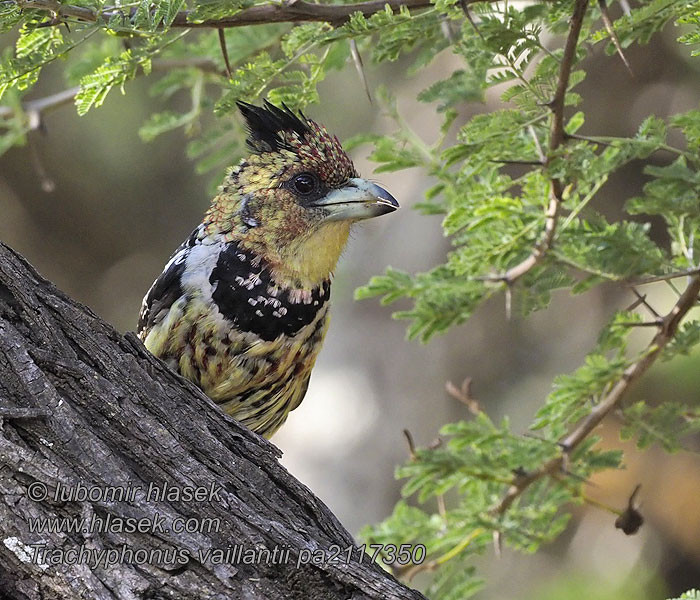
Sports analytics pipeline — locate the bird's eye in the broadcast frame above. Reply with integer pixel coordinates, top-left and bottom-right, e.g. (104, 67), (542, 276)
(291, 173), (318, 196)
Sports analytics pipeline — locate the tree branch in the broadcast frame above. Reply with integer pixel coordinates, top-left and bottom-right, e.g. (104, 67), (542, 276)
(16, 0), (436, 28)
(628, 266), (700, 285)
(493, 272), (700, 515)
(485, 0), (589, 285)
(0, 241), (425, 600)
(0, 86), (79, 121)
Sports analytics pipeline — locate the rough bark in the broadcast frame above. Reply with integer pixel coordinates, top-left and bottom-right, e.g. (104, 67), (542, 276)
(0, 242), (425, 600)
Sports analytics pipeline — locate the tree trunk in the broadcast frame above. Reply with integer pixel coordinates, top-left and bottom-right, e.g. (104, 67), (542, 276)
(0, 242), (425, 600)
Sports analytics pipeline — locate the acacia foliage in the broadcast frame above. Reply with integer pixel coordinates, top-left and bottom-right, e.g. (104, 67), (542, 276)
(2, 0), (700, 597)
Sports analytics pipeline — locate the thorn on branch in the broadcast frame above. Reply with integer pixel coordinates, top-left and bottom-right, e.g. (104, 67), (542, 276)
(218, 29), (232, 78)
(446, 377), (481, 415)
(492, 530), (502, 558)
(629, 287), (661, 319)
(36, 15), (62, 27)
(440, 16), (456, 44)
(29, 140), (56, 193)
(436, 494), (446, 517)
(523, 433), (581, 469)
(403, 428), (417, 460)
(624, 292), (645, 312)
(504, 284), (512, 321)
(597, 0), (633, 76)
(349, 39), (372, 103)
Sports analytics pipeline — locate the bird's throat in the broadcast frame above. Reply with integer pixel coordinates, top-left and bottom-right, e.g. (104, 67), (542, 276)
(276, 221), (350, 287)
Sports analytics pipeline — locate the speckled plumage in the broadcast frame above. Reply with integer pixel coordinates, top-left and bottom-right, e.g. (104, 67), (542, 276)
(138, 101), (398, 438)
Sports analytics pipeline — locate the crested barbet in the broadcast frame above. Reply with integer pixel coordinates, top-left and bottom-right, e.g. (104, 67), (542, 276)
(137, 101), (398, 438)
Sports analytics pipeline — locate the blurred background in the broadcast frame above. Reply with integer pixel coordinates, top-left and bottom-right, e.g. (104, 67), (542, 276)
(1, 20), (700, 599)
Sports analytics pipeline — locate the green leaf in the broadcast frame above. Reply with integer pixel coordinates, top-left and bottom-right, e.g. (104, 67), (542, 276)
(532, 349), (629, 435)
(564, 111), (585, 135)
(354, 267), (414, 304)
(418, 69), (485, 110)
(621, 401), (700, 452)
(671, 109), (700, 152)
(76, 51), (144, 115)
(666, 591), (700, 600)
(664, 320), (700, 360)
(139, 110), (193, 141)
(154, 0), (187, 30)
(0, 25), (69, 98)
(0, 1), (22, 33)
(557, 218), (666, 280)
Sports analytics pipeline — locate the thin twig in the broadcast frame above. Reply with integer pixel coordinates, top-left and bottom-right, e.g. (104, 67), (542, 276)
(402, 527), (485, 581)
(446, 378), (481, 415)
(3, 86), (79, 119)
(461, 0), (485, 41)
(492, 273), (700, 515)
(564, 277), (700, 449)
(489, 159), (543, 166)
(484, 0), (589, 285)
(628, 267), (700, 286)
(617, 320), (663, 328)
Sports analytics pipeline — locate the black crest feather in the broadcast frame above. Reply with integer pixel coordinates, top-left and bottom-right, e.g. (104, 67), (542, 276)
(236, 100), (311, 153)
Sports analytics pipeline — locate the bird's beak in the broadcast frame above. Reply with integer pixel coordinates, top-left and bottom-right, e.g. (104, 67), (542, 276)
(310, 178), (399, 222)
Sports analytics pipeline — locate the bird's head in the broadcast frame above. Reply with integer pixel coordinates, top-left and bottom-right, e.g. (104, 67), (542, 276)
(204, 101), (398, 288)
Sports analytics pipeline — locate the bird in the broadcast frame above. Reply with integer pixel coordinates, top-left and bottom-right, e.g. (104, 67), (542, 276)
(137, 100), (398, 438)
